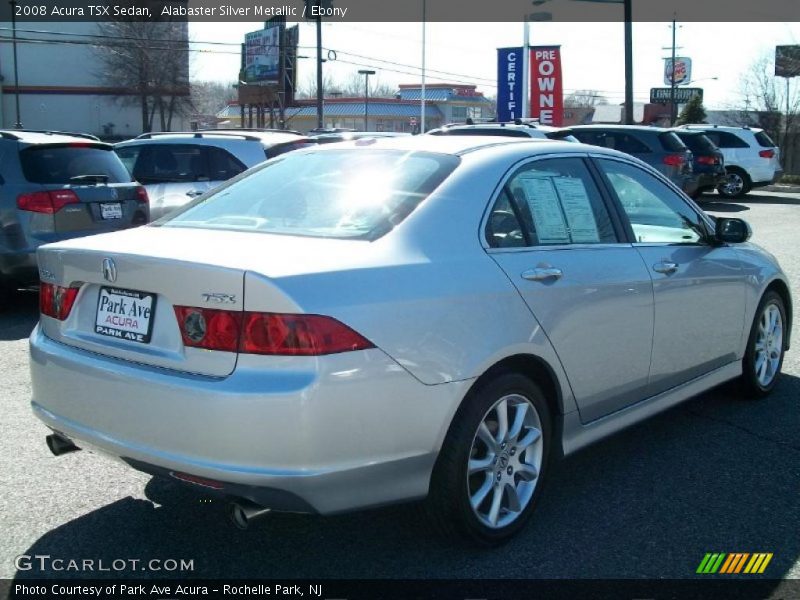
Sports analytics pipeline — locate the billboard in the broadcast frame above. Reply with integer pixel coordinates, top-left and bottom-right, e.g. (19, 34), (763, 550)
(530, 46), (563, 126)
(497, 47), (524, 122)
(664, 57), (692, 86)
(775, 45), (800, 78)
(244, 22), (282, 83)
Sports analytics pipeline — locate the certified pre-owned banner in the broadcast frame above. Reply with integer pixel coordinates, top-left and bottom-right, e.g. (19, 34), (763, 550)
(496, 47), (524, 123)
(530, 46), (564, 126)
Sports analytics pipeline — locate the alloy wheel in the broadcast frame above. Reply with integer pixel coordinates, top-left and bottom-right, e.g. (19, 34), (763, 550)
(467, 394), (543, 529)
(720, 173), (744, 197)
(754, 303), (783, 388)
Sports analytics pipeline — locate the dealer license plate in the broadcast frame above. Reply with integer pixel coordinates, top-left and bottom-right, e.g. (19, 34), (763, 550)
(95, 287), (156, 344)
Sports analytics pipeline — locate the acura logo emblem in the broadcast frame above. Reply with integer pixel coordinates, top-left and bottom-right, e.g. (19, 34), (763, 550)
(102, 258), (117, 283)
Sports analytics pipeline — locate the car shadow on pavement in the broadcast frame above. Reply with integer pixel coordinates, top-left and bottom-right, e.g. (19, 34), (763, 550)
(738, 194), (800, 207)
(0, 291), (39, 342)
(696, 200), (750, 213)
(12, 373), (800, 583)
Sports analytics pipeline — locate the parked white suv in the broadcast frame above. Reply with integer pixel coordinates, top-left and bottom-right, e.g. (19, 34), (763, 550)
(115, 131), (314, 219)
(680, 125), (782, 198)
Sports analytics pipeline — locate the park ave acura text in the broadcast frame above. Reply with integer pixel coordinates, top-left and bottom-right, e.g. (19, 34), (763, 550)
(29, 136), (791, 544)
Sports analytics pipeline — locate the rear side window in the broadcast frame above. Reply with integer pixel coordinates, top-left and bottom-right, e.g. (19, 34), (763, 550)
(20, 145), (132, 184)
(163, 149), (460, 240)
(120, 144), (208, 184)
(676, 133), (717, 153)
(265, 140), (318, 159)
(754, 131), (776, 147)
(705, 131), (749, 149)
(496, 157), (618, 246)
(571, 131), (650, 154)
(658, 132), (687, 152)
(207, 147), (246, 180)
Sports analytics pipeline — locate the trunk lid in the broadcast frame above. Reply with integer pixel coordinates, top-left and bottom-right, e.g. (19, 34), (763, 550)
(36, 226), (376, 377)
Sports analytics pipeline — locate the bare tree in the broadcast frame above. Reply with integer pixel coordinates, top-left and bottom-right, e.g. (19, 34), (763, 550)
(297, 70), (398, 99)
(191, 81), (238, 116)
(564, 90), (608, 108)
(295, 71), (342, 99)
(94, 22), (191, 132)
(737, 52), (800, 156)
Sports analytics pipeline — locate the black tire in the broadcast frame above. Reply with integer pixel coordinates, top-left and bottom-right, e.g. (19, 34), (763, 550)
(737, 291), (787, 398)
(426, 372), (552, 546)
(717, 167), (752, 199)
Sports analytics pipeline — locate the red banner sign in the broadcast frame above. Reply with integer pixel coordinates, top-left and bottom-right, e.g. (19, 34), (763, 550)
(530, 46), (563, 126)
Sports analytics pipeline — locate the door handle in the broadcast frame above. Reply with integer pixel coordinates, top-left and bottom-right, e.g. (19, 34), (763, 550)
(653, 261), (678, 274)
(186, 190), (204, 198)
(522, 267), (563, 281)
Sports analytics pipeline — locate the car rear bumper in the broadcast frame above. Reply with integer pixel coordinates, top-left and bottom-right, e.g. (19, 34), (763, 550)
(0, 250), (38, 285)
(696, 172), (725, 190)
(751, 168), (783, 188)
(30, 325), (468, 514)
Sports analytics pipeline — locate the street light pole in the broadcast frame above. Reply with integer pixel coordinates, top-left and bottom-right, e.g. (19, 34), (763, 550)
(358, 69), (375, 131)
(316, 14), (323, 129)
(10, 0), (22, 128)
(420, 0), (426, 133)
(522, 17), (530, 120)
(623, 0), (633, 124)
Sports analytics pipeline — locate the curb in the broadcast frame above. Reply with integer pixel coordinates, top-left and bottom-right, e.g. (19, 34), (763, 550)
(762, 184), (800, 194)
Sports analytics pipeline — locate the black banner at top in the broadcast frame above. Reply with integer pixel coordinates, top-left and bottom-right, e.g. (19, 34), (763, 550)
(0, 0), (798, 22)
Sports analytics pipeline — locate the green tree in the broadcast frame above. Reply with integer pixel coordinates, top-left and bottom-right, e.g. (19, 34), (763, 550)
(676, 94), (707, 125)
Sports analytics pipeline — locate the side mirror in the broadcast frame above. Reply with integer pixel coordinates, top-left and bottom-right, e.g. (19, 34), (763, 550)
(715, 217), (751, 244)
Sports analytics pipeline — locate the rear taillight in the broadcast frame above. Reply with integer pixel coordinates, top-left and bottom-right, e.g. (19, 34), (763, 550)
(135, 186), (149, 204)
(174, 307), (241, 353)
(18, 190), (79, 214)
(759, 149), (775, 158)
(40, 282), (79, 320)
(174, 307), (374, 355)
(662, 154), (686, 167)
(697, 155), (718, 165)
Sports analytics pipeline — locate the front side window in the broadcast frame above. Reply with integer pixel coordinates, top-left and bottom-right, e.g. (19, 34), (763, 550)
(705, 131), (749, 149)
(162, 149), (460, 240)
(488, 157), (617, 247)
(598, 158), (707, 245)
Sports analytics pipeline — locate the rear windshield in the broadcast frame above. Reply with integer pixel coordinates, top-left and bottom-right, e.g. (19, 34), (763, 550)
(20, 145), (132, 184)
(162, 149), (460, 240)
(658, 132), (688, 152)
(754, 131), (776, 147)
(676, 133), (718, 153)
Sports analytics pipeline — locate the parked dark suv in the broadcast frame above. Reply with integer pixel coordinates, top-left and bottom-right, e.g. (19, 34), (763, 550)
(564, 125), (699, 196)
(671, 129), (726, 198)
(0, 130), (148, 301)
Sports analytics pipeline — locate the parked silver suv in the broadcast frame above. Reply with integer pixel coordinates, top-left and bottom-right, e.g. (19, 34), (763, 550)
(0, 130), (148, 302)
(115, 131), (314, 220)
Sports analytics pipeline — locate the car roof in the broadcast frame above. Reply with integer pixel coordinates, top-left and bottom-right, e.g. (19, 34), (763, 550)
(680, 124), (764, 133)
(0, 129), (106, 145)
(115, 131), (303, 147)
(568, 124), (673, 133)
(303, 134), (609, 158)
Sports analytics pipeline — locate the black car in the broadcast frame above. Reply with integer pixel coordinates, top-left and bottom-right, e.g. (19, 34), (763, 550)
(672, 130), (726, 198)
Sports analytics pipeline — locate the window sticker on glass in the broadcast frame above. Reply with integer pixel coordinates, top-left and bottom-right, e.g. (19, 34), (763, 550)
(519, 177), (570, 244)
(553, 178), (600, 243)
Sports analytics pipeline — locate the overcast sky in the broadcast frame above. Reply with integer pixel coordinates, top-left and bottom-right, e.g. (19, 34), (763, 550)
(189, 21), (800, 109)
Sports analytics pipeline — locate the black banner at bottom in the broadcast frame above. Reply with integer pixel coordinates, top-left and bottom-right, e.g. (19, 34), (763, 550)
(3, 579), (800, 600)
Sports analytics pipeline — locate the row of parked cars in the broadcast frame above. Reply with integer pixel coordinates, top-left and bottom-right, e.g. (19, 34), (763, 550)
(428, 121), (783, 201)
(0, 122), (782, 303)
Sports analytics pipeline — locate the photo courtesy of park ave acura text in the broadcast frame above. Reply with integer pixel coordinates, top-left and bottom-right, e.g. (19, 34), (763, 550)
(0, 0), (798, 597)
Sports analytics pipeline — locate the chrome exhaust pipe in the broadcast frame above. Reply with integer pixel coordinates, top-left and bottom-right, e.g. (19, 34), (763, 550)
(228, 499), (271, 530)
(46, 433), (80, 456)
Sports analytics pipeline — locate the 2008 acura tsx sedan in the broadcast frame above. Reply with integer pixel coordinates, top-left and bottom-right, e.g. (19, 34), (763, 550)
(30, 136), (791, 544)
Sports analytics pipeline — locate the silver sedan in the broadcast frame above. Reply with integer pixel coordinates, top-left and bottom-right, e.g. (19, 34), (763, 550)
(30, 136), (792, 545)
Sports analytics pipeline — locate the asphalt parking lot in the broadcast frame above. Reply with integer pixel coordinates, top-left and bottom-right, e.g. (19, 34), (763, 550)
(1, 191), (798, 582)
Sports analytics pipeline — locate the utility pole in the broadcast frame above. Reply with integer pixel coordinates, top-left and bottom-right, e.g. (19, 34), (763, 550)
(420, 0), (426, 133)
(521, 18), (530, 119)
(623, 0), (633, 124)
(358, 69), (375, 131)
(10, 0), (22, 128)
(316, 14), (323, 129)
(669, 17), (677, 125)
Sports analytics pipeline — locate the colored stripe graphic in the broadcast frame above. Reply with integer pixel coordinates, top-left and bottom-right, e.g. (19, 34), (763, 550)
(700, 552), (773, 574)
